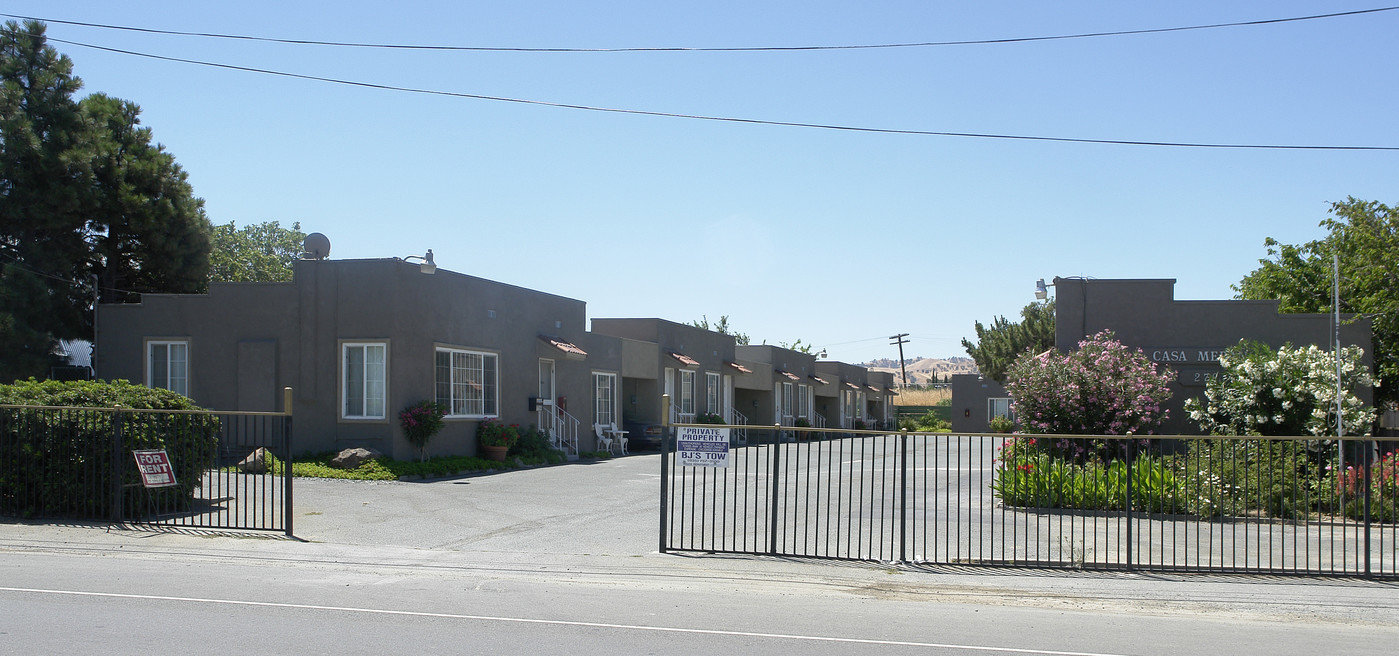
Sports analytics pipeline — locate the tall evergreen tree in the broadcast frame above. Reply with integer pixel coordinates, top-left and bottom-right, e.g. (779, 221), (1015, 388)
(83, 92), (210, 303)
(962, 301), (1056, 384)
(0, 21), (211, 381)
(0, 20), (91, 378)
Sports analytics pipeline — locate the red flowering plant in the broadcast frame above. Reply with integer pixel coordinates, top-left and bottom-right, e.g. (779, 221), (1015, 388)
(476, 419), (520, 448)
(1332, 450), (1399, 522)
(399, 400), (447, 461)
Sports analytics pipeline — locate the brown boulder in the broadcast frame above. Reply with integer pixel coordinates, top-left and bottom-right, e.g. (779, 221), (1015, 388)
(331, 447), (382, 469)
(236, 447), (269, 474)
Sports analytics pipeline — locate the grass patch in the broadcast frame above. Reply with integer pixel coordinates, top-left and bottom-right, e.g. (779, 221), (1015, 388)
(894, 388), (951, 406)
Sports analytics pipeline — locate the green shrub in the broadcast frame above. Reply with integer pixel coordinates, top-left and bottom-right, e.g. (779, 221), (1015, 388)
(509, 425), (566, 464)
(0, 379), (219, 519)
(992, 450), (1184, 513)
(990, 435), (1399, 523)
(988, 415), (1015, 433)
(695, 413), (725, 424)
(1177, 438), (1326, 520)
(280, 449), (564, 480)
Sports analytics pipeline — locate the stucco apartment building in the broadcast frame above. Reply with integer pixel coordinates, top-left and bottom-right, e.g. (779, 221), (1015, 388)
(951, 277), (1373, 435)
(96, 256), (894, 458)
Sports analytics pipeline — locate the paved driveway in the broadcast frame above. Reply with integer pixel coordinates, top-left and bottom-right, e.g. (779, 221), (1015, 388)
(293, 454), (663, 555)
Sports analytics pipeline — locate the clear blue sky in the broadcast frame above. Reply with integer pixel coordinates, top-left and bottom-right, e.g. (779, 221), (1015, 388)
(11, 2), (1396, 363)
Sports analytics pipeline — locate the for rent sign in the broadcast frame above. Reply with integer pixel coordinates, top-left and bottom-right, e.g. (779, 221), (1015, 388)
(132, 449), (178, 488)
(677, 426), (730, 468)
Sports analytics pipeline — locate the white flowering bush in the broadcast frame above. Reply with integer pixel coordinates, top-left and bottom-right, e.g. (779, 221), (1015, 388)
(1184, 340), (1376, 437)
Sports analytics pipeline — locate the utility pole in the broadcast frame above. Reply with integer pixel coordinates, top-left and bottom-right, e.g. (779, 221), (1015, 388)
(889, 333), (910, 388)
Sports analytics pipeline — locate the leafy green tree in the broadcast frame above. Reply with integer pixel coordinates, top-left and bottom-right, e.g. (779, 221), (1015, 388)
(1236, 198), (1397, 409)
(689, 314), (751, 345)
(778, 339), (815, 354)
(962, 301), (1055, 383)
(209, 220), (307, 282)
(0, 20), (92, 379)
(0, 20), (211, 381)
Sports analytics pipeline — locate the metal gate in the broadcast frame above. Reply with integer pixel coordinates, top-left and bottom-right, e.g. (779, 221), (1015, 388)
(660, 428), (1398, 578)
(1, 401), (293, 536)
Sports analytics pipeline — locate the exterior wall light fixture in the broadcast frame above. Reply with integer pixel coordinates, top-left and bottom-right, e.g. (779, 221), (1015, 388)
(402, 249), (436, 275)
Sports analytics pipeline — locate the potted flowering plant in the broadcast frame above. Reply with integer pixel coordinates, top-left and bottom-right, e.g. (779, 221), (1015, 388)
(399, 400), (447, 461)
(477, 419), (519, 461)
(793, 416), (813, 440)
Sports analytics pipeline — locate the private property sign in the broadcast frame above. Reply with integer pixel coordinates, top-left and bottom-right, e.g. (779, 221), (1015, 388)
(677, 426), (730, 468)
(132, 449), (178, 488)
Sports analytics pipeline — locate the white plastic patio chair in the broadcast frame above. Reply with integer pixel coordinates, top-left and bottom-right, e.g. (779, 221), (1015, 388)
(593, 424), (613, 454)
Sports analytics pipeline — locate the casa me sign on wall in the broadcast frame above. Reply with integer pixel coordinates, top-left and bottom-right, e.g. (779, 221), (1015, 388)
(1143, 347), (1230, 387)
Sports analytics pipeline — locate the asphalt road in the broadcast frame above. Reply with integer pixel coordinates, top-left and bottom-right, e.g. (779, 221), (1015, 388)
(3, 452), (1399, 654)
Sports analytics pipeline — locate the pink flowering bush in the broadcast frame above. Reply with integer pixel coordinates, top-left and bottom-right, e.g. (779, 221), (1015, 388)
(399, 400), (447, 461)
(1004, 330), (1174, 438)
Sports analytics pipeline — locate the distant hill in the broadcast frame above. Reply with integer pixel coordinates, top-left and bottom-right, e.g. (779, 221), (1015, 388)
(861, 356), (977, 385)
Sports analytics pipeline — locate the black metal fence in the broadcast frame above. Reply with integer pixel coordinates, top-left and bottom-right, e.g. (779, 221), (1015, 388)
(1, 404), (293, 535)
(660, 429), (1398, 578)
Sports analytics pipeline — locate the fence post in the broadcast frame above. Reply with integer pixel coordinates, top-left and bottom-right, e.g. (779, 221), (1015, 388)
(109, 407), (124, 523)
(768, 425), (782, 556)
(1364, 438), (1373, 577)
(283, 387), (295, 538)
(899, 429), (908, 563)
(659, 394), (671, 554)
(1125, 436), (1134, 571)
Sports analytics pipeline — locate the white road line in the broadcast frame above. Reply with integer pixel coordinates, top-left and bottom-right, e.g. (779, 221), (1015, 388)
(0, 586), (1130, 656)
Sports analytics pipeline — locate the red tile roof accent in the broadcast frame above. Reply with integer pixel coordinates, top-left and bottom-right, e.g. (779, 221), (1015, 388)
(808, 375), (828, 385)
(777, 370), (800, 381)
(843, 381), (861, 390)
(865, 384), (881, 393)
(540, 336), (588, 359)
(726, 361), (753, 374)
(669, 352), (700, 367)
(885, 387), (899, 395)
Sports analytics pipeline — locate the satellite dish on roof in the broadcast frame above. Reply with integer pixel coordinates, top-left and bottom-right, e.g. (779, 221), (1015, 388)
(302, 233), (331, 260)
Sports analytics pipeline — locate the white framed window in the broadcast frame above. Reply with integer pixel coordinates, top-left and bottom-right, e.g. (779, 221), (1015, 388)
(435, 347), (497, 418)
(343, 342), (387, 419)
(147, 340), (189, 396)
(797, 384), (809, 419)
(989, 397), (1014, 422)
(705, 372), (721, 415)
(782, 382), (794, 420)
(594, 372), (617, 426)
(679, 370), (695, 416)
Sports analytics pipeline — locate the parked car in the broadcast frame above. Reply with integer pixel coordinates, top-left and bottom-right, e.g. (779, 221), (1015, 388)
(622, 421), (666, 451)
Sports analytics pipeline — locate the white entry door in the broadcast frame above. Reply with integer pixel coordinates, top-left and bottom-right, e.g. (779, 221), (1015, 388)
(539, 359), (555, 404)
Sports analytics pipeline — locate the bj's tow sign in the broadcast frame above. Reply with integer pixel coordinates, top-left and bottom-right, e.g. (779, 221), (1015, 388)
(132, 449), (178, 488)
(677, 426), (730, 468)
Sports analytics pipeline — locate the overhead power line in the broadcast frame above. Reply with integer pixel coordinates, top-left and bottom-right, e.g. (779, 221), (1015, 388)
(5, 6), (1399, 52)
(38, 35), (1399, 152)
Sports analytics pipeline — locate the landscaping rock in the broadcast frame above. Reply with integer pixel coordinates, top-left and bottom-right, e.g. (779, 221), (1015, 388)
(236, 447), (269, 474)
(331, 447), (382, 469)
